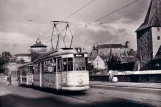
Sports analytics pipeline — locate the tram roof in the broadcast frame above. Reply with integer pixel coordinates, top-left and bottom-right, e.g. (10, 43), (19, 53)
(34, 48), (88, 62)
(18, 62), (33, 68)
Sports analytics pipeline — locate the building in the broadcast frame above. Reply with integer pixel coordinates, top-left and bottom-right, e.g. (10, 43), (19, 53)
(96, 41), (130, 57)
(89, 41), (137, 71)
(15, 54), (31, 63)
(92, 55), (107, 70)
(30, 38), (47, 53)
(90, 41), (131, 60)
(136, 0), (161, 70)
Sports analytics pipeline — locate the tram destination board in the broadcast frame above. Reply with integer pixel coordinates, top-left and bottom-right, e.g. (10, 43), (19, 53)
(74, 54), (84, 57)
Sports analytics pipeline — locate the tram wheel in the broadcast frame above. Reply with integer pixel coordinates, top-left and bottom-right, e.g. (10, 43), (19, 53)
(81, 90), (87, 94)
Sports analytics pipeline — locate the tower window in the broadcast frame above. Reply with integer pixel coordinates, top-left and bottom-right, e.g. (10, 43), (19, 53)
(157, 28), (160, 31)
(157, 36), (160, 40)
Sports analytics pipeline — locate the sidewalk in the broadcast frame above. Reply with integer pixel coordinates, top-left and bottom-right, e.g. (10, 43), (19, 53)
(0, 73), (18, 85)
(90, 81), (161, 89)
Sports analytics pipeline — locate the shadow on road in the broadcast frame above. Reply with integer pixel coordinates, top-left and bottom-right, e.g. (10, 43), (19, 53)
(19, 84), (87, 96)
(0, 93), (152, 107)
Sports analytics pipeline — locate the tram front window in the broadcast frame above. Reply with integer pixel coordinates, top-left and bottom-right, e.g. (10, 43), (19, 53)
(74, 57), (85, 71)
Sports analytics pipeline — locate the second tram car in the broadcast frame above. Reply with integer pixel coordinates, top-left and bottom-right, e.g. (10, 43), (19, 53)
(18, 48), (90, 92)
(17, 63), (34, 85)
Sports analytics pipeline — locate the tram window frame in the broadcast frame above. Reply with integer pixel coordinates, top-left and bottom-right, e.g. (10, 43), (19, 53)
(85, 57), (88, 70)
(51, 58), (56, 72)
(68, 58), (73, 71)
(62, 58), (68, 71)
(43, 61), (47, 72)
(35, 63), (40, 74)
(57, 58), (62, 72)
(74, 56), (86, 71)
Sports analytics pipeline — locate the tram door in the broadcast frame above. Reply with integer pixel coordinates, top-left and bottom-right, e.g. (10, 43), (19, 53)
(56, 57), (62, 89)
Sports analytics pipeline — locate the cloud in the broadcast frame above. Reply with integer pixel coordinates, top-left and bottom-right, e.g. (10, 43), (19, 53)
(0, 0), (151, 54)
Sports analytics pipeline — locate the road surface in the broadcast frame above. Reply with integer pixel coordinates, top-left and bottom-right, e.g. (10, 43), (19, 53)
(0, 82), (161, 107)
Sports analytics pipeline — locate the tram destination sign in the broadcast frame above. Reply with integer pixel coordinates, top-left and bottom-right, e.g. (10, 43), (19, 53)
(74, 54), (84, 57)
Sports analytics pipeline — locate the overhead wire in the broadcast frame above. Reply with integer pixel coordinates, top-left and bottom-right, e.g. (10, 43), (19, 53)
(43, 7), (144, 43)
(72, 0), (140, 35)
(3, 0), (29, 21)
(39, 0), (95, 39)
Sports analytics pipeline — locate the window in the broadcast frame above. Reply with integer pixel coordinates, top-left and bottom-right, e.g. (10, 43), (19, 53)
(51, 58), (56, 72)
(140, 47), (142, 51)
(62, 58), (73, 71)
(43, 61), (48, 72)
(142, 55), (144, 59)
(57, 58), (61, 72)
(157, 27), (160, 31)
(74, 56), (86, 71)
(85, 57), (88, 70)
(157, 36), (160, 40)
(68, 58), (73, 71)
(34, 63), (40, 74)
(62, 58), (67, 71)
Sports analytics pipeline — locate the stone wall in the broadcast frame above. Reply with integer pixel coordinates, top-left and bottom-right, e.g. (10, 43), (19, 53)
(137, 28), (153, 70)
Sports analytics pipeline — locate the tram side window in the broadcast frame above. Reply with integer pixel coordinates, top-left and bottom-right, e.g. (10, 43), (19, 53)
(30, 66), (34, 74)
(48, 60), (53, 72)
(51, 59), (56, 72)
(34, 64), (40, 74)
(57, 58), (62, 72)
(62, 58), (67, 71)
(68, 58), (73, 71)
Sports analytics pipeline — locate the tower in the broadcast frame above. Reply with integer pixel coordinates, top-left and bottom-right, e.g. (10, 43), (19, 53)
(125, 41), (130, 49)
(30, 38), (47, 53)
(136, 0), (161, 70)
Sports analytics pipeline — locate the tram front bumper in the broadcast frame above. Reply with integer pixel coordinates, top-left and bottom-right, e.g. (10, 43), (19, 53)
(62, 85), (90, 91)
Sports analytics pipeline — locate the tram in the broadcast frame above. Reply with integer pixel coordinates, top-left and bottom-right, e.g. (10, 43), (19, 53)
(18, 48), (90, 92)
(17, 63), (34, 86)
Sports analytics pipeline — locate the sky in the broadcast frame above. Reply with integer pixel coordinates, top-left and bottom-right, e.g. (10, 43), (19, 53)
(0, 0), (151, 55)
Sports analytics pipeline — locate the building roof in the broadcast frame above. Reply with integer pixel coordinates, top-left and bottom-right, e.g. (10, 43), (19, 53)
(153, 45), (161, 60)
(97, 44), (127, 49)
(30, 42), (47, 48)
(15, 54), (31, 57)
(136, 0), (161, 31)
(121, 57), (136, 63)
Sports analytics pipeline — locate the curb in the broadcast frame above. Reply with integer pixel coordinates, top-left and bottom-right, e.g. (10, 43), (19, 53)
(91, 84), (161, 90)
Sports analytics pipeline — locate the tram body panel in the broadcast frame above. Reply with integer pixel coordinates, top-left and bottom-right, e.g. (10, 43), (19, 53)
(20, 75), (27, 85)
(56, 72), (62, 90)
(33, 74), (40, 87)
(27, 74), (33, 85)
(61, 71), (89, 91)
(42, 73), (56, 88)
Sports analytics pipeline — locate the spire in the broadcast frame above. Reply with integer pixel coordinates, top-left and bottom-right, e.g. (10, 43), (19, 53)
(136, 0), (161, 31)
(36, 37), (41, 43)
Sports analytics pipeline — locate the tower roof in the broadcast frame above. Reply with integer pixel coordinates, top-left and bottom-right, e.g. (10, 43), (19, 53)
(30, 38), (47, 48)
(136, 0), (161, 32)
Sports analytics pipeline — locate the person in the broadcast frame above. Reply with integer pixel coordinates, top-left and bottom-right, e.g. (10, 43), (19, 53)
(8, 76), (12, 85)
(6, 76), (11, 86)
(6, 76), (9, 85)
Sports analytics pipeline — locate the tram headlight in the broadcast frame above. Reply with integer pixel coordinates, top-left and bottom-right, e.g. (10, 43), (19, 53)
(78, 79), (83, 84)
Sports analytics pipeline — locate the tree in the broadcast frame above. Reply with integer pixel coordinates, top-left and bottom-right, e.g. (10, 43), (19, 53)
(108, 55), (121, 70)
(30, 52), (40, 61)
(0, 57), (5, 73)
(0, 51), (12, 73)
